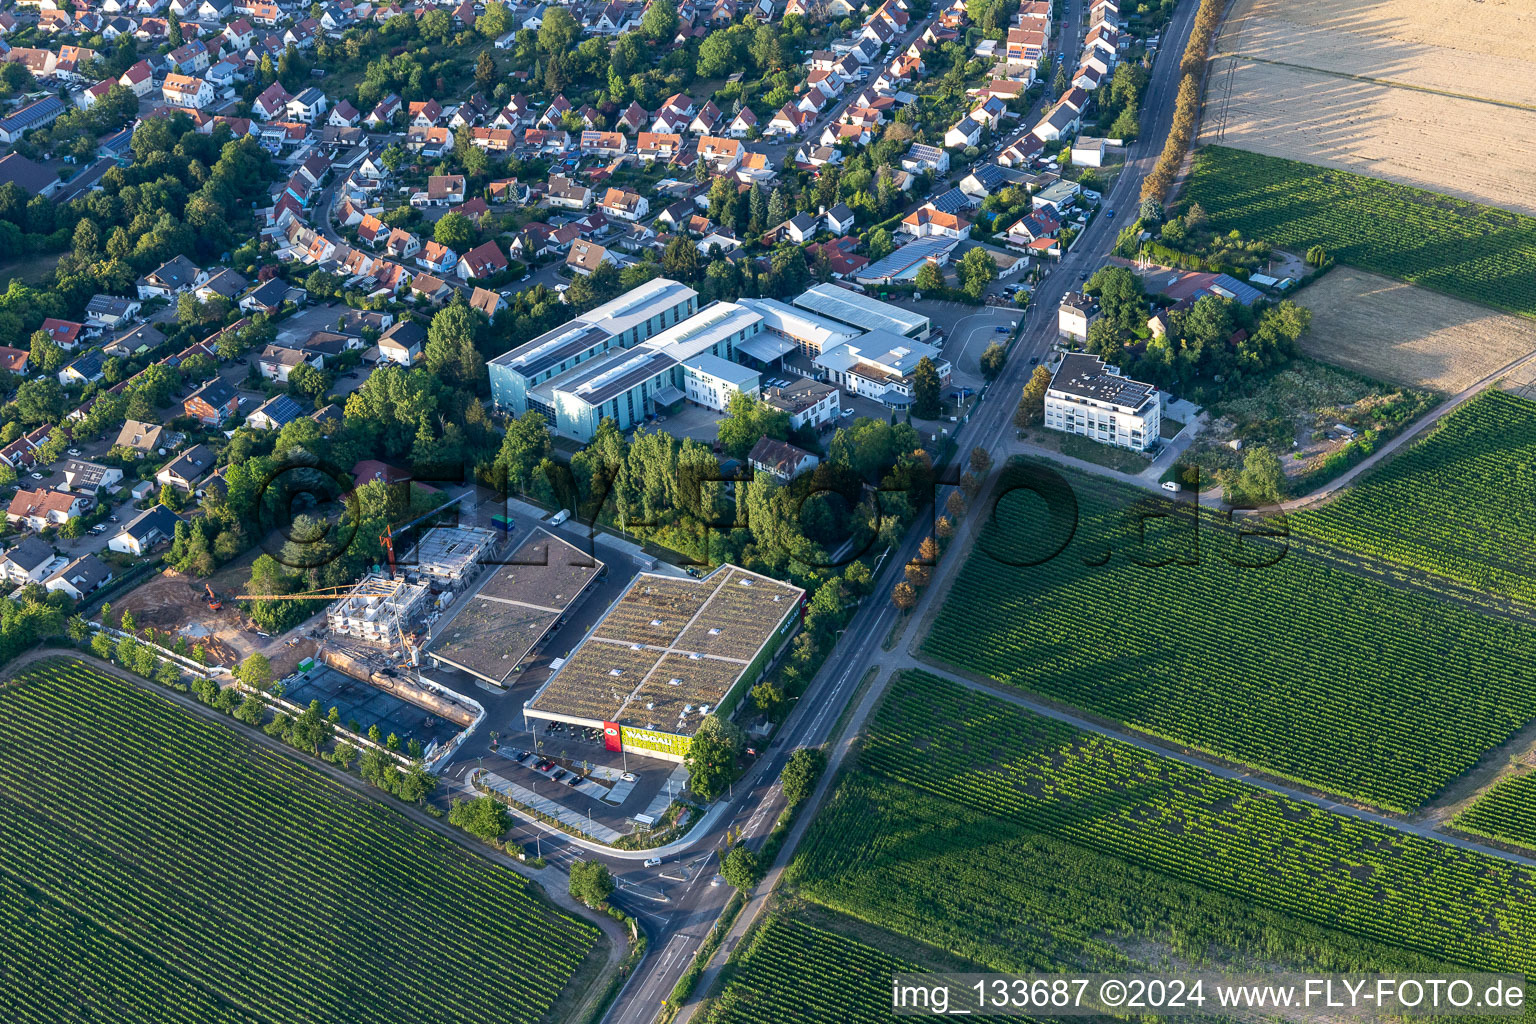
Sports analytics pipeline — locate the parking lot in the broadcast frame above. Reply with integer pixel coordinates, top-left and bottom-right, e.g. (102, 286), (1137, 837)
(283, 664), (462, 751)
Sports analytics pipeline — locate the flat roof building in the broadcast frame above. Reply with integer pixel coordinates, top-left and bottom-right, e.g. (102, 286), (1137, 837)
(815, 330), (951, 406)
(488, 277), (699, 417)
(739, 297), (860, 357)
(532, 300), (765, 442)
(1044, 353), (1160, 452)
(791, 282), (931, 340)
(425, 528), (605, 687)
(524, 564), (804, 762)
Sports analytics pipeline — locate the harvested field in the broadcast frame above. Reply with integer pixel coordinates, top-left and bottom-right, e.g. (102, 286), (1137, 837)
(1205, 0), (1536, 217)
(1294, 267), (1536, 392)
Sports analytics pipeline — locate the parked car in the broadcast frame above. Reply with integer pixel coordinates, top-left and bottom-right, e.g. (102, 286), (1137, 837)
(994, 325), (1009, 333)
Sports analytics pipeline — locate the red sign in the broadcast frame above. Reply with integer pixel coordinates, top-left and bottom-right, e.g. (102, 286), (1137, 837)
(603, 722), (622, 752)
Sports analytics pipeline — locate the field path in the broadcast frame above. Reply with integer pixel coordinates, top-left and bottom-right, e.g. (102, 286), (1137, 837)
(2, 647), (631, 1024)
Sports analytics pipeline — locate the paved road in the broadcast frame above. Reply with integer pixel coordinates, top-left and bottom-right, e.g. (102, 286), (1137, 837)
(593, 3), (1211, 1021)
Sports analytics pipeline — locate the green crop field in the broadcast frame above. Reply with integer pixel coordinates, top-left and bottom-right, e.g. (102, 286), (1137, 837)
(922, 461), (1536, 811)
(0, 658), (602, 1024)
(702, 916), (909, 1024)
(1455, 773), (1536, 851)
(1182, 146), (1536, 317)
(789, 671), (1536, 980)
(1293, 390), (1536, 606)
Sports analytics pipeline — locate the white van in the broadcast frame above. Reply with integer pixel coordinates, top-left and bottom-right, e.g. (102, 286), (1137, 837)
(550, 509), (572, 525)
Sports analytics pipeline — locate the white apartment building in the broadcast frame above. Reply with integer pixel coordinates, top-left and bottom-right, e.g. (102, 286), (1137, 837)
(1043, 353), (1160, 452)
(682, 354), (761, 412)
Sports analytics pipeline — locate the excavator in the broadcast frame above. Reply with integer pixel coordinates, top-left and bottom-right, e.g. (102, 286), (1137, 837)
(204, 584), (223, 612)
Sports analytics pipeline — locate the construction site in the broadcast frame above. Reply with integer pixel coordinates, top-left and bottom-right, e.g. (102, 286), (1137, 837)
(278, 524), (505, 766)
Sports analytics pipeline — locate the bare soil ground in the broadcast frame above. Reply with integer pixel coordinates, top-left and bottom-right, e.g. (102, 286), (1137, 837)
(1204, 0), (1536, 216)
(111, 550), (323, 675)
(1292, 267), (1536, 392)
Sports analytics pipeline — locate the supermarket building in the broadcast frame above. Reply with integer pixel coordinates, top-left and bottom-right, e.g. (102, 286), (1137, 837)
(521, 564), (804, 762)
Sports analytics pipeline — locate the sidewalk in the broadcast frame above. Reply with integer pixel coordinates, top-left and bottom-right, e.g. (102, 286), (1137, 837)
(480, 770), (625, 844)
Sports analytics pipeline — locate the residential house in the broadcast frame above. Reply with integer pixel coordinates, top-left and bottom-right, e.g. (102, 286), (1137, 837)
(108, 503), (180, 555)
(728, 107), (757, 138)
(566, 239), (615, 276)
(900, 205), (972, 240)
(0, 536), (57, 584)
(902, 143), (949, 175)
(469, 287), (505, 318)
(7, 489), (86, 531)
(156, 443), (215, 491)
(113, 419), (164, 453)
(457, 240), (508, 280)
(598, 187), (648, 222)
(378, 319), (426, 365)
(183, 379), (238, 425)
(415, 241), (457, 275)
(43, 553), (112, 600)
(749, 437), (820, 481)
(545, 174), (593, 210)
(247, 393), (304, 431)
(136, 255), (205, 299)
(58, 350), (105, 387)
(60, 459), (122, 495)
(426, 173), (465, 205)
(580, 130), (628, 158)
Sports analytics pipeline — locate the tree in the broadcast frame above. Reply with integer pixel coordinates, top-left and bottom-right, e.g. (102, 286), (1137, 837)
(168, 13), (183, 47)
(434, 211), (474, 252)
(569, 860), (615, 906)
(449, 794), (510, 841)
(641, 0), (678, 40)
(538, 6), (580, 54)
(235, 652), (273, 690)
(891, 580), (915, 611)
(720, 845), (761, 892)
(493, 412), (551, 493)
(29, 329), (63, 372)
(1306, 244), (1328, 267)
(685, 714), (742, 801)
(751, 680), (783, 713)
(477, 1), (511, 38)
(1109, 102), (1140, 142)
(1053, 64), (1069, 97)
(780, 747), (826, 806)
(119, 609), (136, 634)
(697, 31), (738, 78)
(1015, 365), (1052, 429)
(1139, 197), (1163, 223)
(914, 262), (945, 292)
(910, 356), (941, 419)
(475, 50), (497, 90)
(425, 303), (483, 387)
(957, 247), (998, 300)
(716, 392), (790, 459)
(1226, 446), (1285, 508)
(979, 341), (1006, 380)
(946, 489), (968, 523)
